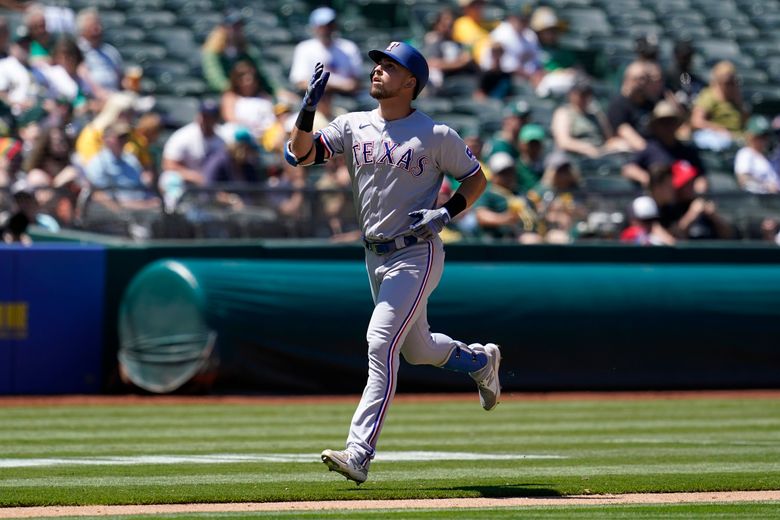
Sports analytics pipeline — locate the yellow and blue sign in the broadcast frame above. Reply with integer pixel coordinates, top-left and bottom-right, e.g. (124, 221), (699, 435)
(0, 245), (105, 394)
(0, 302), (27, 339)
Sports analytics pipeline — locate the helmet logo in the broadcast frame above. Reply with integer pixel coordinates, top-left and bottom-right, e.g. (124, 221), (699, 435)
(386, 42), (401, 52)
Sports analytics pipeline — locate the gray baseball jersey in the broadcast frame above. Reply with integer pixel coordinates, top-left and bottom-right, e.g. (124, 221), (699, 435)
(312, 108), (490, 470)
(315, 108), (481, 241)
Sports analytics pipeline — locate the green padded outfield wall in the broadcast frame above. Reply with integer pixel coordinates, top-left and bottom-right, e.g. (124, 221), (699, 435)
(119, 258), (780, 393)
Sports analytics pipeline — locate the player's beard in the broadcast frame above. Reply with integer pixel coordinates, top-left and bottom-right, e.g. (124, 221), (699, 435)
(370, 82), (395, 99)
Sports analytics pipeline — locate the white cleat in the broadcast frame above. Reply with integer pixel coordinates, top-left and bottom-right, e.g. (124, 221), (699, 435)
(321, 449), (368, 484)
(470, 343), (502, 411)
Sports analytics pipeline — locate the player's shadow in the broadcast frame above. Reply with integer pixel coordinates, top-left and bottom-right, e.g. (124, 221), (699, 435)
(438, 484), (562, 497)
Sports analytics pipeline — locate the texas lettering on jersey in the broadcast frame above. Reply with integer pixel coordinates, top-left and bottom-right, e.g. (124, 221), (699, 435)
(352, 140), (429, 176)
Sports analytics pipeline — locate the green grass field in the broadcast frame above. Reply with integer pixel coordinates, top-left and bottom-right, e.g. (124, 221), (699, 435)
(1, 395), (779, 517)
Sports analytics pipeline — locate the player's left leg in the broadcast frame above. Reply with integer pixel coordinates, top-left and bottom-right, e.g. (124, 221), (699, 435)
(401, 310), (502, 411)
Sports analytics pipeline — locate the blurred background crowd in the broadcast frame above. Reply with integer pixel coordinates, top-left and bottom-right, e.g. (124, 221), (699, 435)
(1, 0), (779, 245)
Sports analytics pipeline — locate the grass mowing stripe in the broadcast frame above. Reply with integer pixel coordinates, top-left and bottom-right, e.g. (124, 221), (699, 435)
(1, 397), (779, 506)
(4, 461), (780, 488)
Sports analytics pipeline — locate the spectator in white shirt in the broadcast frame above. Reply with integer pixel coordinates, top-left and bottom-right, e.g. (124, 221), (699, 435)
(0, 28), (44, 112)
(734, 115), (780, 194)
(159, 99), (226, 209)
(288, 7), (362, 96)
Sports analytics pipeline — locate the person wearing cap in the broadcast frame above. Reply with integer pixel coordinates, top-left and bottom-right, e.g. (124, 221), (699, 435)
(473, 151), (539, 241)
(734, 115), (780, 194)
(551, 76), (624, 159)
(527, 151), (586, 243)
(529, 6), (579, 98)
(691, 60), (748, 151)
(479, 6), (541, 83)
(159, 99), (226, 207)
(288, 7), (362, 96)
(622, 100), (706, 190)
(85, 120), (155, 206)
(620, 195), (675, 246)
(201, 10), (277, 96)
(75, 91), (138, 165)
(201, 126), (264, 186)
(287, 42), (499, 485)
(422, 8), (476, 93)
(0, 26), (43, 112)
(649, 162), (731, 240)
(482, 100), (530, 162)
(516, 122), (546, 192)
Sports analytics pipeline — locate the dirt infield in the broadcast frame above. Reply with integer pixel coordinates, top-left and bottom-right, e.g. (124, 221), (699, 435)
(1, 389), (779, 408)
(1, 492), (779, 518)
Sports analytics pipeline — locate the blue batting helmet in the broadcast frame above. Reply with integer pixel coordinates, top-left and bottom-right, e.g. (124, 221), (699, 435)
(368, 42), (429, 99)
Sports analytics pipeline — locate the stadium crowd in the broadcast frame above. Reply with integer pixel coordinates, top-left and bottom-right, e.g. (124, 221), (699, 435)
(1, 0), (779, 245)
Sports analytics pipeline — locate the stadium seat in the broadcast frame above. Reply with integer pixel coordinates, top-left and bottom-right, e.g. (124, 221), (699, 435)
(153, 95), (200, 127)
(104, 27), (146, 47)
(561, 7), (613, 37)
(583, 174), (640, 194)
(118, 43), (167, 65)
(707, 171), (741, 194)
(125, 10), (178, 30)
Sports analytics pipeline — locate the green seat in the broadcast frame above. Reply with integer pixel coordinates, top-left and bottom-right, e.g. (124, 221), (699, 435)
(562, 7), (613, 37)
(154, 95), (200, 127)
(125, 10), (177, 30)
(707, 172), (741, 194)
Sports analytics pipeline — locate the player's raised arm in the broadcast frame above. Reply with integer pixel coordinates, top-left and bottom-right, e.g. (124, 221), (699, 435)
(285, 63), (330, 166)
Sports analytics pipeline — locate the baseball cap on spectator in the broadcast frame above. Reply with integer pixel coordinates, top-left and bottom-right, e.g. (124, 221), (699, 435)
(530, 6), (560, 32)
(12, 26), (31, 45)
(106, 120), (132, 138)
(671, 160), (698, 189)
(631, 196), (659, 221)
(635, 33), (659, 60)
(488, 152), (515, 174)
(745, 115), (772, 136)
(569, 75), (593, 94)
(504, 99), (531, 119)
(649, 100), (682, 126)
(198, 99), (220, 116)
(519, 123), (545, 143)
(545, 151), (571, 171)
(309, 7), (336, 27)
(235, 127), (260, 151)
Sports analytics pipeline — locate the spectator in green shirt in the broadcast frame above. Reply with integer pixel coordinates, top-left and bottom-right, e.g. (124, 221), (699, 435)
(516, 123), (547, 193)
(23, 4), (52, 65)
(474, 151), (540, 242)
(691, 60), (748, 151)
(201, 11), (276, 96)
(529, 6), (579, 98)
(482, 100), (530, 162)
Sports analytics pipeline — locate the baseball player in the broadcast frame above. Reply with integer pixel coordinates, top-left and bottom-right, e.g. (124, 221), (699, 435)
(285, 41), (501, 484)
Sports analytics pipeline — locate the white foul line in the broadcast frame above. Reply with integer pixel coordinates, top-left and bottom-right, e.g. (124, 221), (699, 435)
(0, 451), (566, 468)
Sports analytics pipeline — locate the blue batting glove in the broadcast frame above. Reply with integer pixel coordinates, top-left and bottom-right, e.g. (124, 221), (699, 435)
(408, 208), (451, 240)
(302, 63), (330, 112)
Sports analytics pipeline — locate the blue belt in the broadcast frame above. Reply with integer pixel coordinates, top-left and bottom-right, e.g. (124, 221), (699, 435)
(363, 235), (419, 255)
